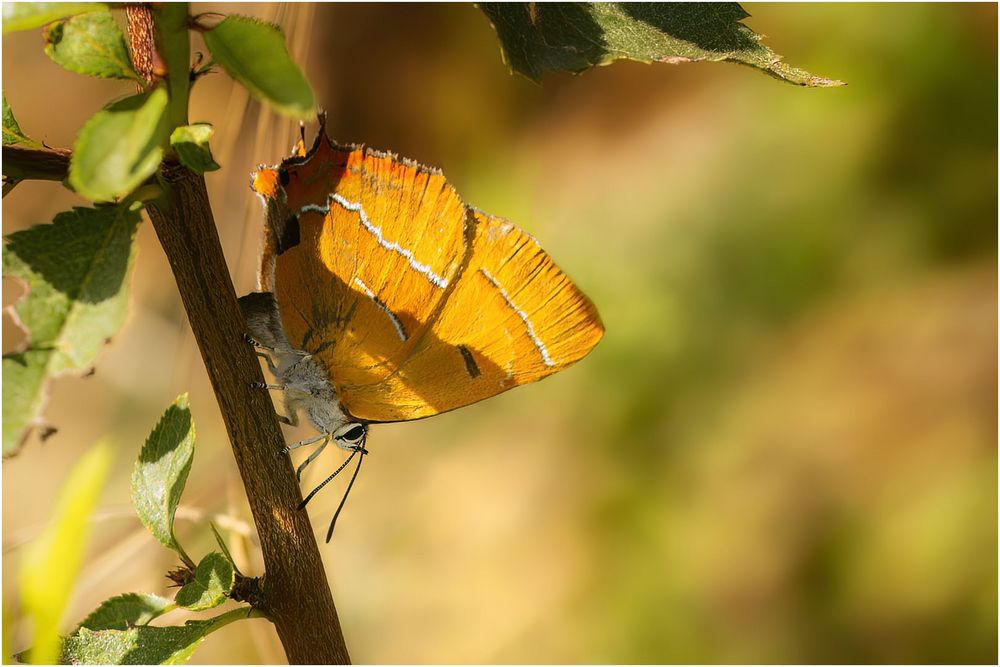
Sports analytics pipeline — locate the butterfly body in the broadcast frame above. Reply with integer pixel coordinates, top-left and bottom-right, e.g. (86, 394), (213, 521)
(240, 291), (352, 445)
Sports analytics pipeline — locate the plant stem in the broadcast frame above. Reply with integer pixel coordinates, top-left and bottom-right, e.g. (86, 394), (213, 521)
(124, 4), (351, 663)
(151, 3), (191, 129)
(145, 163), (351, 664)
(1, 146), (70, 183)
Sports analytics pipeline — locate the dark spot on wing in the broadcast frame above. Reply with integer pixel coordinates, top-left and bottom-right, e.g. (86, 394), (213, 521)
(277, 214), (300, 254)
(278, 168), (290, 185)
(458, 345), (481, 378)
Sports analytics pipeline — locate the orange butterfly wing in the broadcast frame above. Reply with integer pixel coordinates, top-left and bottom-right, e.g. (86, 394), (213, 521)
(254, 132), (603, 423)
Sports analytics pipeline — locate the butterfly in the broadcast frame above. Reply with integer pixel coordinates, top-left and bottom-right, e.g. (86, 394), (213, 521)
(240, 119), (604, 541)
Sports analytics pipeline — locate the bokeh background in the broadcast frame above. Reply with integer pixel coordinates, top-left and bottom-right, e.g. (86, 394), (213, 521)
(2, 3), (997, 663)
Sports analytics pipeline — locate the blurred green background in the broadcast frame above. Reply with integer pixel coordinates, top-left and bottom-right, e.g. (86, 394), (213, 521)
(3, 3), (997, 663)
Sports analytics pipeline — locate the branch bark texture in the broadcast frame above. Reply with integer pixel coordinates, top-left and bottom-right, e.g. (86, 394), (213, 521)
(147, 165), (350, 665)
(2, 146), (70, 182)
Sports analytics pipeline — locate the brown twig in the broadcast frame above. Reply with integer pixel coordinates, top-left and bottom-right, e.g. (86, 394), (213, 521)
(142, 164), (351, 663)
(123, 4), (351, 663)
(1, 145), (71, 183)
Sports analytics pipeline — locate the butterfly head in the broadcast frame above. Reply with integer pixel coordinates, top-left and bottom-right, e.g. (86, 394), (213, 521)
(333, 422), (368, 452)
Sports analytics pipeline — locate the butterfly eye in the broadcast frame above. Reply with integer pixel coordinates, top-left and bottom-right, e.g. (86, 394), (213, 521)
(335, 424), (366, 444)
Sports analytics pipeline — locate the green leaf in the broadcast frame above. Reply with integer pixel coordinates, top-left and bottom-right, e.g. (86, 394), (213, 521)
(2, 204), (141, 455)
(3, 92), (40, 147)
(175, 553), (234, 612)
(79, 594), (174, 631)
(60, 607), (255, 665)
(170, 124), (220, 174)
(209, 522), (242, 576)
(44, 11), (140, 80)
(70, 88), (169, 202)
(131, 395), (194, 561)
(1, 2), (105, 34)
(20, 442), (112, 664)
(480, 3), (844, 87)
(203, 16), (316, 118)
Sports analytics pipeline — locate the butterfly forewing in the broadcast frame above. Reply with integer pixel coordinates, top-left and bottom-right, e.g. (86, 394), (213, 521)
(256, 133), (602, 423)
(268, 139), (470, 391)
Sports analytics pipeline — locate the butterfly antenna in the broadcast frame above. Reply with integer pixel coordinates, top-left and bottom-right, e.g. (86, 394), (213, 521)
(326, 446), (366, 543)
(298, 447), (358, 510)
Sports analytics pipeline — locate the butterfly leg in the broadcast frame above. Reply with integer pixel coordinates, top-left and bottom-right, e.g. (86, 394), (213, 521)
(251, 342), (311, 381)
(250, 382), (286, 390)
(246, 335), (299, 375)
(255, 351), (281, 376)
(248, 342), (283, 389)
(244, 332), (295, 358)
(282, 432), (328, 454)
(249, 351), (297, 425)
(295, 436), (329, 481)
(278, 393), (299, 427)
(248, 382), (297, 425)
(249, 378), (298, 426)
(243, 332), (275, 351)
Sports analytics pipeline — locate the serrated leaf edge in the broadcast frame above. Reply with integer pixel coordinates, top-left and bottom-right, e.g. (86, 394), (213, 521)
(78, 592), (175, 631)
(2, 205), (140, 455)
(130, 394), (195, 565)
(43, 11), (141, 81)
(175, 552), (234, 611)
